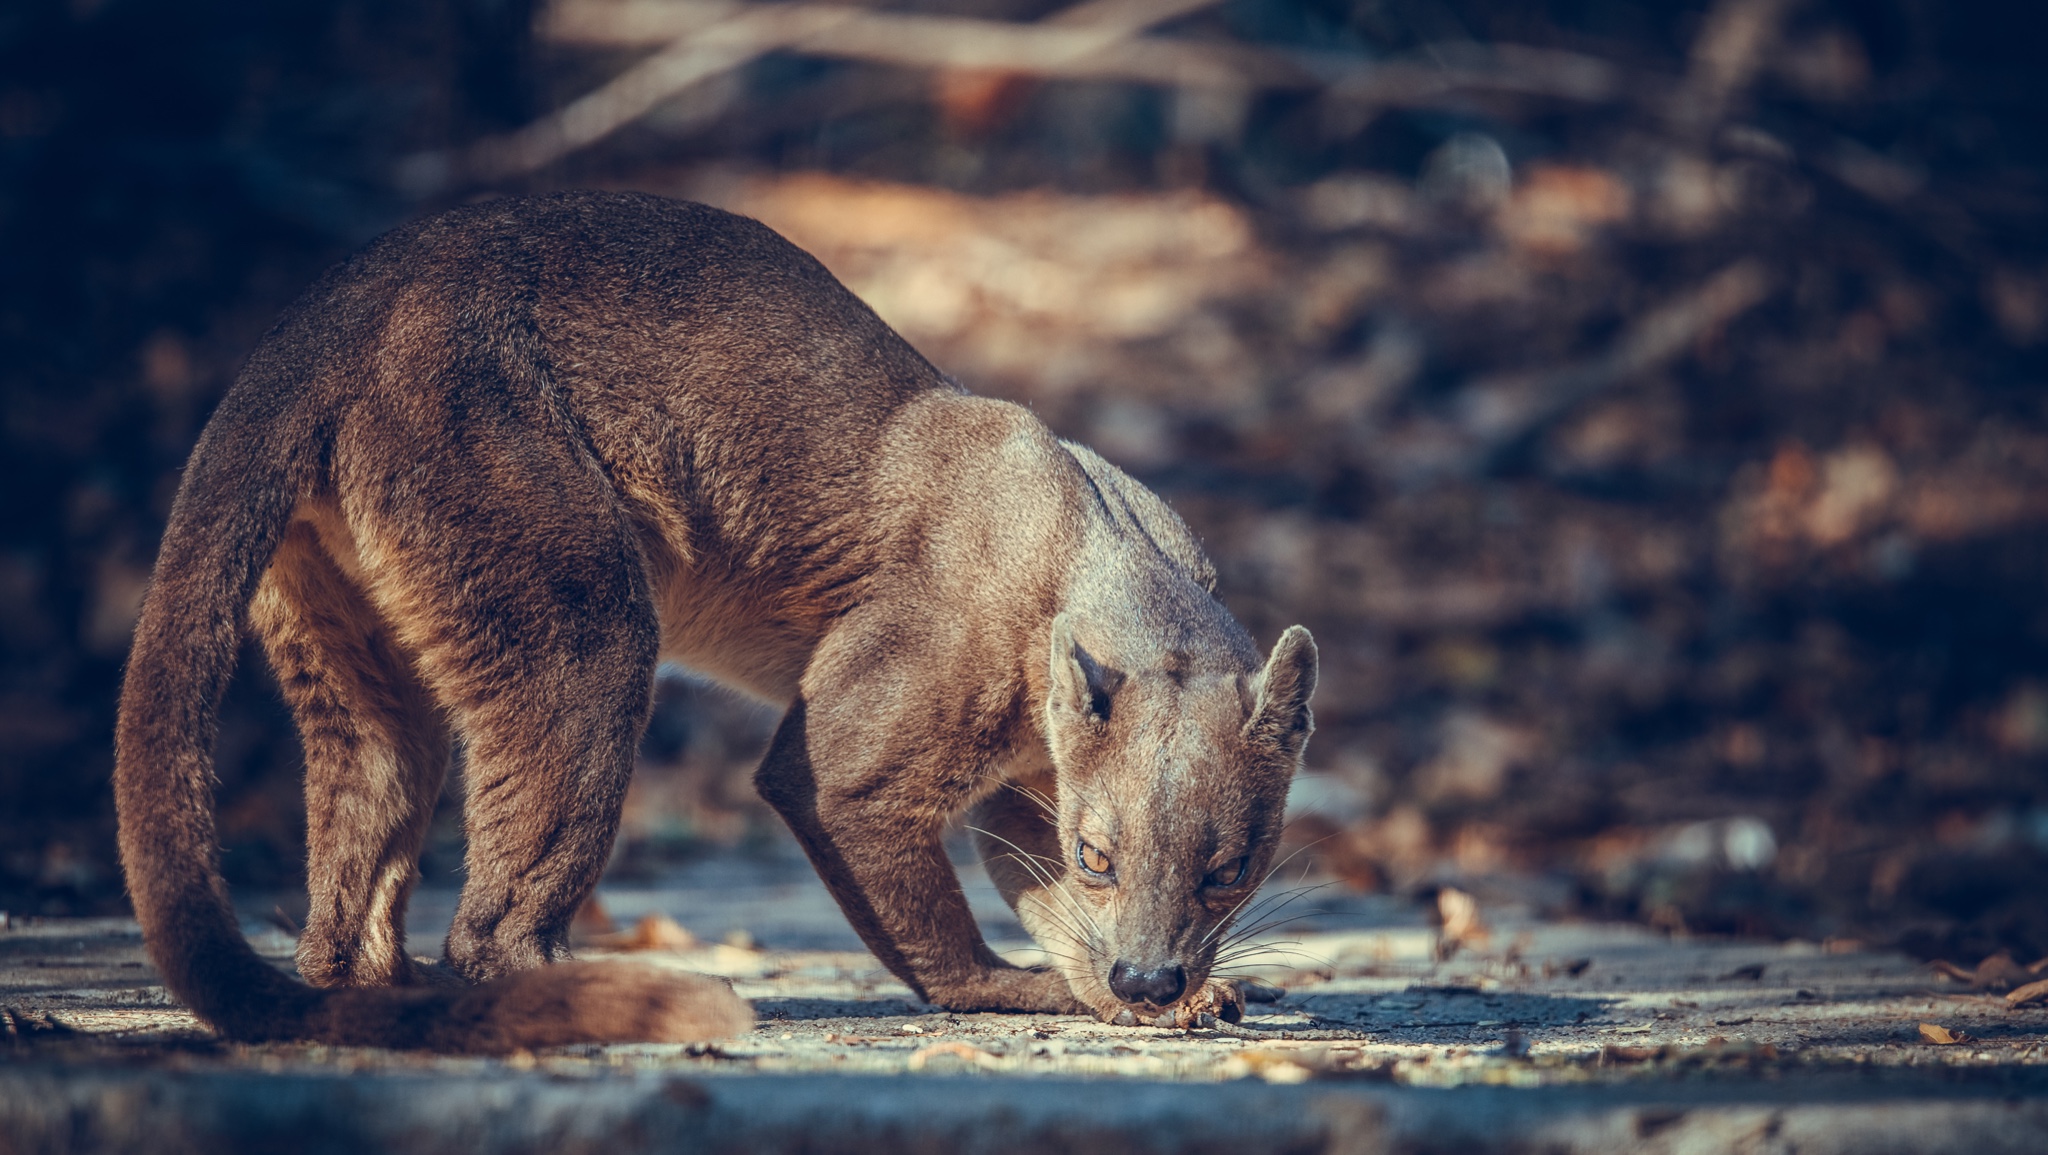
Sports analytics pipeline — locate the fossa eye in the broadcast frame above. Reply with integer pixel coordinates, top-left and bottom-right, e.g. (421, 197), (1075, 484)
(1205, 857), (1248, 888)
(1077, 840), (1114, 877)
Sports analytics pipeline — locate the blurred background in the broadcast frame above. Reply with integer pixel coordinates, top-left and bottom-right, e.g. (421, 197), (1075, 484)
(3, 0), (2045, 961)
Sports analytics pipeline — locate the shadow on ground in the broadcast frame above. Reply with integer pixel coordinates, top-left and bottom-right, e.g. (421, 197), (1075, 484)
(751, 997), (924, 1021)
(1294, 988), (1613, 1033)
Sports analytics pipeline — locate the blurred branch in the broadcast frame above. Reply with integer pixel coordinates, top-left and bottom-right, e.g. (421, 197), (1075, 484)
(540, 0), (1310, 85)
(406, 0), (1624, 189)
(401, 3), (858, 189)
(404, 0), (1235, 186)
(1454, 259), (1774, 450)
(1368, 260), (1774, 485)
(1036, 0), (1224, 35)
(543, 0), (1226, 44)
(1668, 0), (1796, 131)
(1318, 42), (1620, 137)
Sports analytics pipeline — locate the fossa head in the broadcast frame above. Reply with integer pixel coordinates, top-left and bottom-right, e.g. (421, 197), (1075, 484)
(1031, 613), (1317, 1020)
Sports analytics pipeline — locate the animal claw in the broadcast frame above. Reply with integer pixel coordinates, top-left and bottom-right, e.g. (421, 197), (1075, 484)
(1169, 978), (1246, 1027)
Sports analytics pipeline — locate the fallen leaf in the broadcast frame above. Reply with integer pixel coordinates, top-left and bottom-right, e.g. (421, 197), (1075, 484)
(1437, 886), (1491, 959)
(932, 68), (1035, 137)
(1233, 1049), (1316, 1083)
(1496, 164), (1633, 255)
(1930, 951), (2032, 991)
(597, 913), (697, 952)
(1918, 1022), (1966, 1045)
(2007, 979), (2048, 1008)
(572, 893), (617, 938)
(908, 1040), (1001, 1071)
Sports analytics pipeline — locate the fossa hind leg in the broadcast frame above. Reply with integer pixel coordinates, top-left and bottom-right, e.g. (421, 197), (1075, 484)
(336, 416), (660, 984)
(439, 614), (653, 984)
(252, 521), (450, 989)
(436, 556), (655, 981)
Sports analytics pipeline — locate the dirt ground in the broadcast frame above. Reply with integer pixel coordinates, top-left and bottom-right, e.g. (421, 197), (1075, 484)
(4, 854), (2045, 1153)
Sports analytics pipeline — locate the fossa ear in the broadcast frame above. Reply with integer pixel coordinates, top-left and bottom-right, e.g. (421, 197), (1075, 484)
(1049, 613), (1125, 723)
(1245, 625), (1317, 752)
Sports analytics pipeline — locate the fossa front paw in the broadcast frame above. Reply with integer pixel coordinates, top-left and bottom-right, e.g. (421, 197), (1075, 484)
(1108, 978), (1247, 1028)
(1172, 977), (1246, 1026)
(927, 966), (1093, 1015)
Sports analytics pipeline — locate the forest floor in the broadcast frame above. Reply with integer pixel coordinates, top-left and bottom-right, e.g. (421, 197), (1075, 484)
(3, 853), (2046, 1153)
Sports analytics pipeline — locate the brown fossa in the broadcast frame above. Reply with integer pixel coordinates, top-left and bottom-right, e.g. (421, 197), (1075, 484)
(114, 191), (1316, 1052)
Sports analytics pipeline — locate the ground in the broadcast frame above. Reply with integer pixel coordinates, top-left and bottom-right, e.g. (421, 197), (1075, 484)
(4, 854), (2045, 1153)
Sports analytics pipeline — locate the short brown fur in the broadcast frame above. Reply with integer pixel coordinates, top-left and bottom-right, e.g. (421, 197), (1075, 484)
(114, 192), (1316, 1050)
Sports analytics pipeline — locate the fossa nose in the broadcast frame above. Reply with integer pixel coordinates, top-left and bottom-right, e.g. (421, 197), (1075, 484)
(1108, 958), (1186, 1006)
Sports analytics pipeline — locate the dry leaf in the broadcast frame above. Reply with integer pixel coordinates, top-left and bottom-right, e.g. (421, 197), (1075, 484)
(596, 913), (698, 952)
(571, 893), (617, 938)
(1233, 1049), (1317, 1084)
(1496, 164), (1633, 255)
(1918, 1022), (1965, 1045)
(908, 1041), (1001, 1071)
(2007, 978), (2048, 1009)
(1930, 950), (2032, 991)
(932, 69), (1034, 137)
(1437, 886), (1491, 958)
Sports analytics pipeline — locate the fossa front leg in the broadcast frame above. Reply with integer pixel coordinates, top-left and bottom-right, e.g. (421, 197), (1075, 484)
(753, 701), (1089, 1015)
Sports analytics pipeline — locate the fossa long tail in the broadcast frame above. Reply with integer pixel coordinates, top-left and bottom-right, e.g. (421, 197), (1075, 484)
(111, 364), (749, 1053)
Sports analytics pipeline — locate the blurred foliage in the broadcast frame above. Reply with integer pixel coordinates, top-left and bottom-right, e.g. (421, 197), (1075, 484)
(0, 0), (535, 904)
(3, 0), (2046, 960)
